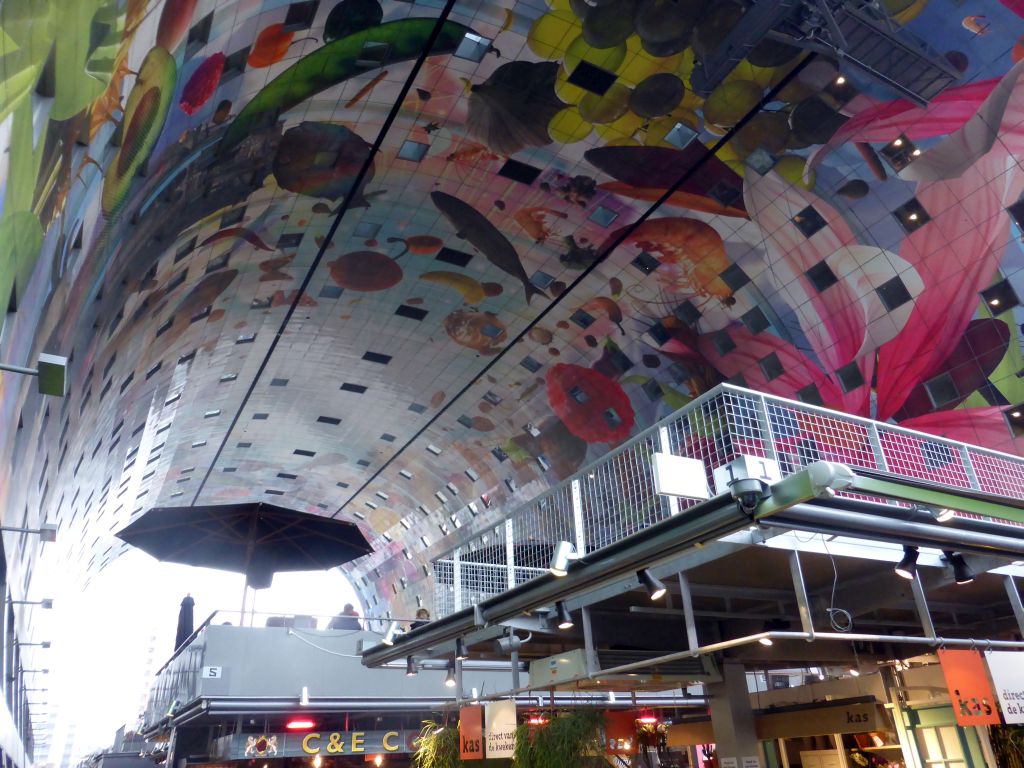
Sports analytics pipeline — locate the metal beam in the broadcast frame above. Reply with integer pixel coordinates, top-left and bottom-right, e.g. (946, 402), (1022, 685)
(1005, 575), (1024, 637)
(909, 575), (937, 642)
(678, 573), (699, 651)
(789, 551), (814, 639)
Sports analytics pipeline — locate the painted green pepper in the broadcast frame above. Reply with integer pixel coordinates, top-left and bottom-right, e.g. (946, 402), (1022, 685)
(221, 18), (474, 153)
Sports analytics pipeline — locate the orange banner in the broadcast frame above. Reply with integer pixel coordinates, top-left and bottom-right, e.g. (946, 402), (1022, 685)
(937, 649), (1001, 726)
(604, 710), (638, 755)
(459, 706), (484, 759)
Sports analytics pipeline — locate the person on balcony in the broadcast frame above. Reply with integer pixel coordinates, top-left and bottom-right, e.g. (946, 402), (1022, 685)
(409, 608), (431, 630)
(328, 603), (362, 630)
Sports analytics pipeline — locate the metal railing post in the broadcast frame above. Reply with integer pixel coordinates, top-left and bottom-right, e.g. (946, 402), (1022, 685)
(505, 520), (515, 590)
(571, 479), (586, 555)
(751, 393), (779, 461)
(453, 549), (462, 612)
(958, 446), (982, 491)
(867, 423), (889, 472)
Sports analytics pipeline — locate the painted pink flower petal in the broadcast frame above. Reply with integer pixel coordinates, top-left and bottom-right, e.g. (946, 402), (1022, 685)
(743, 168), (866, 373)
(180, 53), (225, 116)
(897, 407), (1020, 456)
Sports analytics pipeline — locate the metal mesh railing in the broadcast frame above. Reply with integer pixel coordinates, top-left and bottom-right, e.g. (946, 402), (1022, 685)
(431, 385), (1024, 618)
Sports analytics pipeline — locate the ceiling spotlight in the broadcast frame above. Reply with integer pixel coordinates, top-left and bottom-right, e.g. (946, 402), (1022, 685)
(382, 621), (399, 646)
(759, 637), (774, 646)
(313, 756), (323, 768)
(406, 656), (418, 677)
(817, 669), (826, 681)
(933, 507), (956, 523)
(835, 75), (846, 85)
(912, 148), (922, 156)
(894, 546), (919, 580)
(945, 551), (975, 584)
(1013, 411), (1022, 418)
(638, 569), (667, 600)
(549, 540), (581, 577)
(556, 601), (574, 630)
(893, 138), (903, 147)
(908, 213), (918, 221)
(991, 298), (1001, 306)
(299, 686), (310, 706)
(455, 637), (469, 661)
(443, 661), (457, 688)
(848, 667), (861, 677)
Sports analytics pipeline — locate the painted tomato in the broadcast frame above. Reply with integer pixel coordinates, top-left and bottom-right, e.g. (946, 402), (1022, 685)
(545, 363), (635, 444)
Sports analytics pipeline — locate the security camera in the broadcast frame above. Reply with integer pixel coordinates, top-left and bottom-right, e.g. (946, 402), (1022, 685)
(494, 632), (531, 653)
(729, 477), (768, 513)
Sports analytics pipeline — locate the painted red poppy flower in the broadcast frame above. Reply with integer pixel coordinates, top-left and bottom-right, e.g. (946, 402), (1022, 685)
(545, 363), (635, 444)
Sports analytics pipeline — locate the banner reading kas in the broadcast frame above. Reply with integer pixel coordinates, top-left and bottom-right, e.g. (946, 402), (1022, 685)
(485, 700), (517, 759)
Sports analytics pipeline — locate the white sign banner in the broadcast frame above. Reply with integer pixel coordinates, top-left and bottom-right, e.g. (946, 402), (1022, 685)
(986, 651), (1024, 723)
(484, 699), (517, 758)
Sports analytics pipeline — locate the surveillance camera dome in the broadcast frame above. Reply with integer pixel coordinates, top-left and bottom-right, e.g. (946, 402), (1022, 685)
(729, 477), (768, 513)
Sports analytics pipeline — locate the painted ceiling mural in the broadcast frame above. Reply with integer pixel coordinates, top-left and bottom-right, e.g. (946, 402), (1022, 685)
(0, 0), (1023, 614)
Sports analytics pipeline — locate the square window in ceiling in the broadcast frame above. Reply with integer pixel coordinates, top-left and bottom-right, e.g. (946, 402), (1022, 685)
(726, 373), (747, 387)
(893, 197), (931, 233)
(879, 134), (919, 172)
(455, 32), (492, 62)
(531, 270), (555, 289)
(277, 472), (297, 480)
(745, 147), (776, 175)
(836, 361), (865, 393)
(357, 459), (370, 467)
(981, 279), (1021, 314)
(876, 275), (913, 312)
(270, 377), (289, 387)
(719, 263), (750, 291)
(219, 46), (251, 84)
(567, 60), (617, 96)
(381, 433), (396, 442)
(357, 41), (391, 68)
(457, 414), (474, 428)
(342, 382), (367, 393)
(631, 252), (660, 275)
(604, 408), (623, 429)
(498, 158), (542, 186)
(236, 332), (256, 344)
(397, 140), (429, 162)
(792, 205), (827, 238)
(646, 322), (671, 345)
(642, 379), (663, 401)
(436, 246), (474, 267)
(277, 232), (304, 249)
(251, 296), (272, 309)
(604, 342), (634, 374)
(569, 386), (589, 404)
(758, 352), (784, 381)
(664, 121), (698, 149)
(337, 481), (350, 488)
(1005, 404), (1024, 437)
(192, 305), (211, 324)
(480, 322), (504, 339)
(408, 402), (426, 413)
(317, 415), (341, 425)
(253, 412), (269, 420)
(741, 306), (771, 334)
(491, 446), (509, 462)
(570, 309), (595, 329)
(1008, 198), (1024, 233)
(395, 304), (428, 320)
(206, 252), (229, 273)
(805, 260), (838, 292)
(673, 300), (701, 326)
(483, 390), (502, 405)
(520, 356), (542, 373)
(924, 372), (959, 408)
(708, 181), (741, 208)
(363, 350), (391, 364)
(796, 383), (823, 406)
(220, 207), (246, 228)
(354, 221), (381, 238)
(185, 12), (213, 57)
(713, 331), (736, 356)
(589, 205), (619, 227)
(175, 236), (197, 262)
(283, 0), (319, 31)
(319, 284), (343, 299)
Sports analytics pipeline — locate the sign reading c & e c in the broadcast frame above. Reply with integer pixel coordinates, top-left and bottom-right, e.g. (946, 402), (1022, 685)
(301, 731), (402, 755)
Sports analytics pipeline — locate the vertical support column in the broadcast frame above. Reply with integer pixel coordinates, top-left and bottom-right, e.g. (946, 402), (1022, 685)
(455, 658), (464, 702)
(581, 606), (599, 677)
(707, 662), (762, 765)
(505, 520), (515, 590)
(751, 393), (778, 462)
(453, 549), (462, 612)
(511, 649), (520, 691)
(570, 479), (586, 555)
(910, 575), (937, 642)
(677, 573), (699, 651)
(1004, 575), (1024, 636)
(958, 446), (982, 491)
(867, 423), (889, 472)
(789, 551), (815, 640)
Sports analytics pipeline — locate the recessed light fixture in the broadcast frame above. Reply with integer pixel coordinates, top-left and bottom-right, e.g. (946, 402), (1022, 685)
(893, 138), (903, 147)
(759, 637), (774, 646)
(444, 661), (457, 688)
(835, 76), (846, 84)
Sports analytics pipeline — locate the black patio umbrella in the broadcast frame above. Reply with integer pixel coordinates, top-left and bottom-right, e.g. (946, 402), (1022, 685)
(116, 502), (373, 589)
(175, 594), (195, 651)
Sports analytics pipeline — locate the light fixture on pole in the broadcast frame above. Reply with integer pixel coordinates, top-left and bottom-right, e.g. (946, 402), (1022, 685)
(0, 354), (68, 397)
(1, 524), (57, 543)
(549, 541), (581, 577)
(18, 642), (50, 649)
(299, 686), (310, 706)
(12, 600), (54, 609)
(443, 661), (457, 688)
(894, 546), (919, 580)
(944, 551), (975, 584)
(556, 601), (574, 630)
(638, 569), (667, 600)
(381, 621), (399, 646)
(22, 669), (49, 674)
(406, 656), (417, 677)
(455, 637), (469, 661)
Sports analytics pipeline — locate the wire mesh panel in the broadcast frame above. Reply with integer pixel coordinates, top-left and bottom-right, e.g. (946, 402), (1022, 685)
(967, 449), (1024, 499)
(512, 484), (577, 570)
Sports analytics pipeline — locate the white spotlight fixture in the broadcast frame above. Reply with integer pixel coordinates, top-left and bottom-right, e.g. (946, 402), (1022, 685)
(848, 667), (861, 677)
(299, 686), (310, 706)
(758, 637), (773, 646)
(382, 621), (399, 646)
(455, 637), (469, 661)
(556, 601), (574, 630)
(934, 507), (956, 523)
(638, 569), (667, 600)
(443, 661), (457, 688)
(945, 551), (975, 584)
(549, 541), (581, 577)
(894, 546), (919, 580)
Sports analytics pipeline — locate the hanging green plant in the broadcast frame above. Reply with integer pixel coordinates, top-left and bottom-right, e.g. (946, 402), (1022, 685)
(414, 721), (462, 768)
(513, 709), (606, 768)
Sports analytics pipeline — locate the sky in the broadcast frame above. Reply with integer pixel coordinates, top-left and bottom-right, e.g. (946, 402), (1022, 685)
(31, 551), (361, 767)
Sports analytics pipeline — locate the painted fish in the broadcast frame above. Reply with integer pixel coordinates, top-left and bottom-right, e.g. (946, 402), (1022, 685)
(430, 191), (546, 304)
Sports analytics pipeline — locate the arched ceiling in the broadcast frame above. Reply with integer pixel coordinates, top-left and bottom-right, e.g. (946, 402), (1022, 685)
(1, 0), (1024, 616)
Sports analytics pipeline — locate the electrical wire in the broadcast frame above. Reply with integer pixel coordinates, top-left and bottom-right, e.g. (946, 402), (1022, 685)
(820, 534), (853, 632)
(286, 628), (367, 658)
